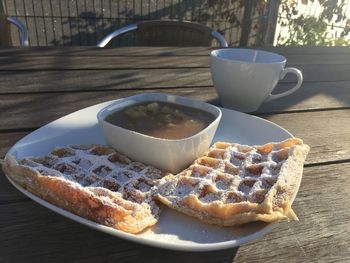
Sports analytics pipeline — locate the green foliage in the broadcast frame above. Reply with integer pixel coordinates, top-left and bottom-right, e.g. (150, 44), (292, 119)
(277, 0), (350, 46)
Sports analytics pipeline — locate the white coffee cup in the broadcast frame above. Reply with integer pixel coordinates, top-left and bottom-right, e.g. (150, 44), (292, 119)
(210, 48), (303, 112)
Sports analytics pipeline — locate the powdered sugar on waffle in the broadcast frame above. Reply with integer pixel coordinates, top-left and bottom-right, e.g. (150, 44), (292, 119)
(20, 145), (166, 213)
(156, 138), (310, 225)
(158, 143), (284, 203)
(5, 139), (309, 230)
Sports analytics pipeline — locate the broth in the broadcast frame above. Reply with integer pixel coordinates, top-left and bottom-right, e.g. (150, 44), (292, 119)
(105, 101), (216, 139)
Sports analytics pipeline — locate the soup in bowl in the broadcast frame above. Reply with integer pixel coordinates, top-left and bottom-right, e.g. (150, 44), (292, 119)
(97, 93), (222, 173)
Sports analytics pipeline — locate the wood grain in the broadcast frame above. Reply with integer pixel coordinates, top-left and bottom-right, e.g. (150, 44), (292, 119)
(1, 163), (349, 263)
(1, 114), (349, 202)
(0, 46), (349, 262)
(0, 82), (349, 117)
(0, 195), (236, 263)
(0, 172), (29, 203)
(263, 110), (350, 165)
(0, 69), (212, 93)
(0, 55), (210, 69)
(1, 46), (350, 57)
(1, 109), (348, 201)
(0, 69), (349, 112)
(2, 45), (350, 71)
(0, 131), (29, 157)
(234, 163), (350, 263)
(259, 81), (350, 112)
(0, 90), (349, 165)
(0, 66), (350, 97)
(263, 45), (350, 55)
(3, 54), (350, 70)
(0, 88), (217, 130)
(0, 46), (212, 57)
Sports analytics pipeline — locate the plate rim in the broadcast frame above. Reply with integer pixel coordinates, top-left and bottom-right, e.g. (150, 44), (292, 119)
(5, 175), (278, 252)
(4, 99), (296, 252)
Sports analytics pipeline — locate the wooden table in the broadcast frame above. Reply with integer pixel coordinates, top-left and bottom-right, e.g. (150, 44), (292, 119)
(0, 46), (349, 263)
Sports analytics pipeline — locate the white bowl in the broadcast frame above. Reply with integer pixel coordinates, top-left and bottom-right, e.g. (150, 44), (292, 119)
(97, 93), (222, 173)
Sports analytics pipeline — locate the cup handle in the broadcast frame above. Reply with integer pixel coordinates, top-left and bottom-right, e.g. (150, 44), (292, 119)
(265, 67), (303, 102)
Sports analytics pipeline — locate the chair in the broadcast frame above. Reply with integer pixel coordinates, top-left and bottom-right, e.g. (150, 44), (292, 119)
(0, 15), (28, 46)
(97, 20), (228, 48)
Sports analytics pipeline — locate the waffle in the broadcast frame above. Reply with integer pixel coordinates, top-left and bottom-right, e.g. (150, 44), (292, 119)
(156, 138), (310, 226)
(2, 145), (169, 234)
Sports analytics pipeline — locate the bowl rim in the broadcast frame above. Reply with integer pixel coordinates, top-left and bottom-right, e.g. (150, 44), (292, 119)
(97, 93), (222, 142)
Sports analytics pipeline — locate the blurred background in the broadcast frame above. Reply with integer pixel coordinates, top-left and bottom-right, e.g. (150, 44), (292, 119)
(1, 0), (350, 47)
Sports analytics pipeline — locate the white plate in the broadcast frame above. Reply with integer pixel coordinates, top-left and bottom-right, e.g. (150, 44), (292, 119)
(5, 100), (295, 252)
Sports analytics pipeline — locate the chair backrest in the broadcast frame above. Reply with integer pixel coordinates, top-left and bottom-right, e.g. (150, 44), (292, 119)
(0, 15), (28, 46)
(97, 20), (228, 48)
(0, 15), (12, 46)
(136, 20), (217, 46)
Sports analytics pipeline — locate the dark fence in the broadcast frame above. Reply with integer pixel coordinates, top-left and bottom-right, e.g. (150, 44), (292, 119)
(1, 0), (280, 47)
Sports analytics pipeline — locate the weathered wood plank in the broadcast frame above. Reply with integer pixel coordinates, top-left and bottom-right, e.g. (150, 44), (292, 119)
(284, 64), (350, 82)
(0, 54), (209, 69)
(1, 46), (350, 57)
(0, 47), (212, 57)
(31, 0), (48, 46)
(263, 110), (350, 165)
(281, 54), (350, 65)
(0, 69), (211, 93)
(234, 163), (350, 263)
(0, 88), (349, 165)
(0, 131), (29, 157)
(2, 51), (350, 65)
(263, 45), (350, 55)
(0, 81), (349, 117)
(0, 171), (29, 203)
(0, 88), (218, 130)
(0, 196), (236, 262)
(1, 56), (350, 84)
(1, 163), (348, 262)
(259, 81), (350, 113)
(3, 52), (350, 68)
(0, 37), (349, 263)
(42, 17), (56, 46)
(0, 69), (349, 112)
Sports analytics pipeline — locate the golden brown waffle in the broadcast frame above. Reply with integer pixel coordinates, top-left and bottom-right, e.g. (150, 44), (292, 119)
(156, 138), (310, 226)
(2, 145), (169, 233)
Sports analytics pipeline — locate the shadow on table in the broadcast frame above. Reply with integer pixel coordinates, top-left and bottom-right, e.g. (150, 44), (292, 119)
(258, 75), (350, 114)
(211, 81), (350, 115)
